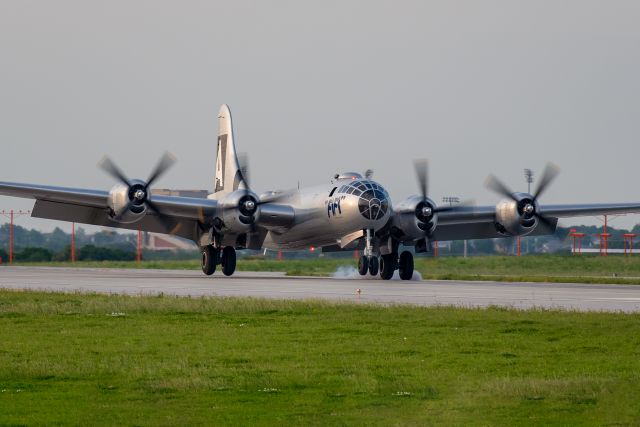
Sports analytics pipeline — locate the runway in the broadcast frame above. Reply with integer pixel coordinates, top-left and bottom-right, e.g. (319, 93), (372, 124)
(2, 266), (640, 312)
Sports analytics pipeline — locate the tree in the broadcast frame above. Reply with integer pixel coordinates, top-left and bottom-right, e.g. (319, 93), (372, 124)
(76, 245), (135, 261)
(14, 247), (53, 262)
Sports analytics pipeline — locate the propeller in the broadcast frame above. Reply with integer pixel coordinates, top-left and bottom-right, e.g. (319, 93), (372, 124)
(222, 155), (292, 233)
(98, 152), (179, 234)
(413, 159), (466, 219)
(485, 162), (560, 229)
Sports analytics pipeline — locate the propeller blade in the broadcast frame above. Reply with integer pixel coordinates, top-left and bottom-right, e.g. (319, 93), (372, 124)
(145, 152), (177, 189)
(533, 162), (560, 200)
(414, 159), (428, 201)
(146, 199), (180, 235)
(98, 156), (131, 187)
(249, 218), (257, 234)
(534, 212), (555, 230)
(485, 174), (518, 202)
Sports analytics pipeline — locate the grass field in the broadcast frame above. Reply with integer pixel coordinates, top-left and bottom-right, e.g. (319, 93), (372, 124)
(1, 290), (640, 425)
(12, 254), (640, 284)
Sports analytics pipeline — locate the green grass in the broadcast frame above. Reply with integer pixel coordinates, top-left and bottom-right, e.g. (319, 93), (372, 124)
(0, 290), (639, 425)
(11, 254), (640, 284)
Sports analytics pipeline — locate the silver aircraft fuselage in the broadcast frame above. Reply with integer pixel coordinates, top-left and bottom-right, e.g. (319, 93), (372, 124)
(261, 177), (391, 250)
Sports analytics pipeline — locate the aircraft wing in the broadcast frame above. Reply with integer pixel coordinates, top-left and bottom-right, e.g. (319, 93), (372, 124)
(0, 181), (218, 241)
(427, 202), (640, 241)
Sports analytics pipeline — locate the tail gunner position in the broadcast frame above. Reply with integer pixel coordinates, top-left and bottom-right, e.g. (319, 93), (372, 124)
(3, 104), (640, 280)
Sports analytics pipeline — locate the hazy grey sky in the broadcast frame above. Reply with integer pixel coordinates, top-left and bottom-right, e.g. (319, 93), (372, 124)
(1, 0), (639, 232)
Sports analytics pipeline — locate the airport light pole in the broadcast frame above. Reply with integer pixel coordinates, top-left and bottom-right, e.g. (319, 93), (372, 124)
(1, 210), (30, 264)
(623, 233), (638, 256)
(137, 230), (142, 262)
(71, 223), (76, 263)
(442, 196), (460, 207)
(521, 169), (535, 256)
(524, 168), (534, 194)
(569, 228), (586, 255)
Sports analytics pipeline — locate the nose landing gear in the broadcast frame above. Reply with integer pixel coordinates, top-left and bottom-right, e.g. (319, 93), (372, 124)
(357, 256), (369, 275)
(368, 255), (379, 276)
(358, 229), (380, 276)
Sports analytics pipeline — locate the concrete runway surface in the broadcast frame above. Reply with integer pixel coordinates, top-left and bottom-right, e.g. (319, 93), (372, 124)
(2, 266), (640, 312)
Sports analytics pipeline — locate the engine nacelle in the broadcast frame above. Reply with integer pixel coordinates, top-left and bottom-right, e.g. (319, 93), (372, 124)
(494, 192), (538, 236)
(218, 189), (261, 233)
(107, 181), (147, 223)
(392, 195), (438, 241)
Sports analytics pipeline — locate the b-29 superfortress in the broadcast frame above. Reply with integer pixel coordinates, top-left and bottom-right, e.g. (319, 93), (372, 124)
(2, 105), (640, 280)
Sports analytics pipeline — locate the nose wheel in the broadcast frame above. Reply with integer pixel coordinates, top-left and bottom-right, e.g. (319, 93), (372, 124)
(358, 229), (380, 276)
(358, 256), (369, 275)
(368, 256), (379, 275)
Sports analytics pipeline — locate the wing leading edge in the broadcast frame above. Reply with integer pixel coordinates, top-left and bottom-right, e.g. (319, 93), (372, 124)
(429, 202), (640, 241)
(0, 181), (219, 241)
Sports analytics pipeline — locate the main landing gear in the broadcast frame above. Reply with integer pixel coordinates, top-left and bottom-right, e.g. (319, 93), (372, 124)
(201, 246), (237, 276)
(398, 251), (414, 281)
(356, 229), (414, 280)
(358, 249), (415, 281)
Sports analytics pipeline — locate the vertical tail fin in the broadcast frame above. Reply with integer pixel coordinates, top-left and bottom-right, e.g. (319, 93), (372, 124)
(214, 104), (247, 195)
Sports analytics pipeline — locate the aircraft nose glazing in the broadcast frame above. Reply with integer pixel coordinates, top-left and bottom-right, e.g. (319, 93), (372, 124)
(332, 180), (390, 221)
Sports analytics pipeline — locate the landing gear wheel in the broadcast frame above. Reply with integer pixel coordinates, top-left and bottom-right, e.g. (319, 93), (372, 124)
(368, 256), (379, 276)
(358, 256), (369, 276)
(399, 251), (414, 281)
(379, 254), (395, 280)
(201, 246), (217, 276)
(221, 246), (237, 276)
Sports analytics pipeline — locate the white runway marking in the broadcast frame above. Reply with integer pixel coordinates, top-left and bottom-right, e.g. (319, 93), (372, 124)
(1, 266), (640, 312)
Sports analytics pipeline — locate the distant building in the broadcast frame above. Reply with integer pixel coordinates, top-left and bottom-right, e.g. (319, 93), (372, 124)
(144, 233), (196, 251)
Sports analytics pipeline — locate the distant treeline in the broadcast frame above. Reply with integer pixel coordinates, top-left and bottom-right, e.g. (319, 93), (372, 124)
(1, 221), (640, 261)
(1, 245), (135, 263)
